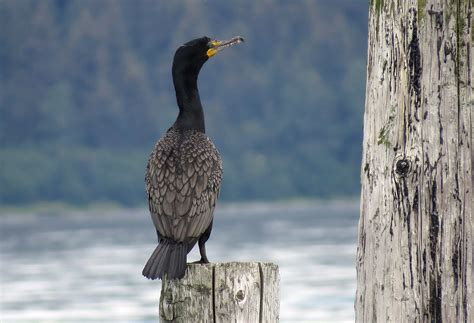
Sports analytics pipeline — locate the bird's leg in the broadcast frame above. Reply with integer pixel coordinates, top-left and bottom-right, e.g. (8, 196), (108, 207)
(191, 238), (210, 264)
(199, 238), (210, 263)
(191, 221), (213, 264)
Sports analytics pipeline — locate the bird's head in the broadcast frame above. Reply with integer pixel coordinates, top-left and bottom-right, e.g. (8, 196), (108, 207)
(172, 36), (244, 75)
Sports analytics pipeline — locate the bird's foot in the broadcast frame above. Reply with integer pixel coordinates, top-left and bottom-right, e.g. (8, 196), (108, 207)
(191, 257), (210, 264)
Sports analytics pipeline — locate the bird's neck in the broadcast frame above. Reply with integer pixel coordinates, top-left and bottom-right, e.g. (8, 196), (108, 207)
(172, 66), (205, 133)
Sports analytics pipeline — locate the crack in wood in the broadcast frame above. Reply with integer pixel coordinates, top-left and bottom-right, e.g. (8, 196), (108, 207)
(258, 263), (264, 323)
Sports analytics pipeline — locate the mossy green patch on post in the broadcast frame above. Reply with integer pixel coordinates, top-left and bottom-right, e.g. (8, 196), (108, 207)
(191, 283), (212, 296)
(457, 14), (466, 34)
(371, 0), (384, 35)
(417, 0), (427, 21)
(456, 1), (469, 38)
(445, 0), (456, 27)
(377, 125), (392, 147)
(377, 105), (396, 148)
(372, 0), (384, 12)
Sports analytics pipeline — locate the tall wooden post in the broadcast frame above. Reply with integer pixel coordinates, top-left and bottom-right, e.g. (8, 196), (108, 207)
(159, 262), (279, 322)
(356, 0), (473, 322)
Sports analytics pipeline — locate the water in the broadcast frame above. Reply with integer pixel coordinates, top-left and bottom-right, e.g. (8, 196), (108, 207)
(1, 201), (359, 322)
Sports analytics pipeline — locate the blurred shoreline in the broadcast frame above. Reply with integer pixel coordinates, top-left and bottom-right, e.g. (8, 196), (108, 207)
(0, 197), (360, 215)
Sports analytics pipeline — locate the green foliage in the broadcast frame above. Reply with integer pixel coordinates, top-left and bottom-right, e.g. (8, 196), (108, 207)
(0, 148), (147, 205)
(0, 0), (368, 206)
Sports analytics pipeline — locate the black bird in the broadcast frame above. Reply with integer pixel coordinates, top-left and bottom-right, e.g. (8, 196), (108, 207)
(142, 36), (244, 280)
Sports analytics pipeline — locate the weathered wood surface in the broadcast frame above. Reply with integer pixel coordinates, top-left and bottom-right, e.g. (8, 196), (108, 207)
(356, 0), (473, 322)
(160, 262), (279, 323)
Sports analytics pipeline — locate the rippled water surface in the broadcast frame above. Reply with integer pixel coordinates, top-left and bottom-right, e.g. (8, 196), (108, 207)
(1, 201), (359, 322)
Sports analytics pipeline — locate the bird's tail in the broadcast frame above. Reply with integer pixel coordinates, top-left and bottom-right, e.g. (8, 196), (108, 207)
(142, 239), (188, 280)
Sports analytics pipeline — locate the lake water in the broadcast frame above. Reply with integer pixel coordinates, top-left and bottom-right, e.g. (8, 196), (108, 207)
(1, 201), (360, 322)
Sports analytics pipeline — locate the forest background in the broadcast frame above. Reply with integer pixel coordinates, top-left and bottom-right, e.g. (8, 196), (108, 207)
(0, 0), (368, 206)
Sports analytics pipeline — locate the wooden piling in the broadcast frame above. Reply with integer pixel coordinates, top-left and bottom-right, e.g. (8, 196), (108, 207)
(159, 262), (280, 323)
(356, 0), (473, 322)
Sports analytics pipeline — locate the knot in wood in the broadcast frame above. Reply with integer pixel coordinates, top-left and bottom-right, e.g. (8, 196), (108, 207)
(235, 289), (246, 303)
(395, 158), (411, 177)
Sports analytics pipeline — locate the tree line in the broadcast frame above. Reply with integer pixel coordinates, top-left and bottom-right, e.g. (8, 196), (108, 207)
(0, 0), (368, 206)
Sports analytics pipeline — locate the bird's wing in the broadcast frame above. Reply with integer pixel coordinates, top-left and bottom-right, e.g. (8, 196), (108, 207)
(146, 130), (222, 242)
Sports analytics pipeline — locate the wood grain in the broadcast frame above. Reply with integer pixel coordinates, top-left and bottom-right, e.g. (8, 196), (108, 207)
(159, 262), (280, 323)
(356, 0), (473, 322)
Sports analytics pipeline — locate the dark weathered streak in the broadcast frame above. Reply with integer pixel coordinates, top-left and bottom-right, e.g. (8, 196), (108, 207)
(428, 179), (442, 322)
(408, 8), (422, 116)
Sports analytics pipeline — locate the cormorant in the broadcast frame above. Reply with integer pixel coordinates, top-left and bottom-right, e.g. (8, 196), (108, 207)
(142, 36), (244, 280)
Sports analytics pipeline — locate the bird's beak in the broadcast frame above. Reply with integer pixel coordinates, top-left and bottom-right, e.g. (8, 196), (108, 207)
(207, 36), (244, 58)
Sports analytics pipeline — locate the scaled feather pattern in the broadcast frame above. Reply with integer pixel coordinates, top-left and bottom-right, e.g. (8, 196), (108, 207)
(145, 128), (222, 244)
